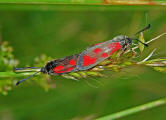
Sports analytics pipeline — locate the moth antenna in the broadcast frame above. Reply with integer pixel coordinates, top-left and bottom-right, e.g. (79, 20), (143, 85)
(14, 67), (41, 71)
(14, 67), (41, 72)
(134, 24), (151, 36)
(16, 71), (41, 85)
(16, 71), (41, 86)
(135, 39), (148, 47)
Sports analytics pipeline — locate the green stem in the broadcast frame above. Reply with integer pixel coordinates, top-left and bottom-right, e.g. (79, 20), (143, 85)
(0, 71), (36, 78)
(96, 98), (166, 120)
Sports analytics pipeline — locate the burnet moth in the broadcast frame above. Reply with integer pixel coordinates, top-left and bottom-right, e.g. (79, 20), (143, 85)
(15, 24), (150, 85)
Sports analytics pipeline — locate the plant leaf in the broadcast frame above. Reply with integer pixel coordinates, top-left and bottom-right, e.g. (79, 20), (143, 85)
(138, 32), (145, 53)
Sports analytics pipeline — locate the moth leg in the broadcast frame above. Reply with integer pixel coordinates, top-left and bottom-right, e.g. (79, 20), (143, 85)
(120, 47), (128, 56)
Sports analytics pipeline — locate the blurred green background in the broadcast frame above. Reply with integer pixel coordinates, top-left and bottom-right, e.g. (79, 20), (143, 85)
(0, 4), (166, 120)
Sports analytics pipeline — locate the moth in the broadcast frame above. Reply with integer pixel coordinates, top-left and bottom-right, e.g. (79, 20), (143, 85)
(15, 24), (150, 85)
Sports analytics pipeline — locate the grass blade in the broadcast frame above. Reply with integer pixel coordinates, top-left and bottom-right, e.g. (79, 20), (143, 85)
(96, 98), (166, 120)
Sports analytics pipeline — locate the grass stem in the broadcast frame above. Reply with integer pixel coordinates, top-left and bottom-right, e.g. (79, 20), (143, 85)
(96, 98), (166, 120)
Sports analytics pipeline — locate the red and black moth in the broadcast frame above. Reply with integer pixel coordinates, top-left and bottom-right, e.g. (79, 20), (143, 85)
(15, 24), (150, 85)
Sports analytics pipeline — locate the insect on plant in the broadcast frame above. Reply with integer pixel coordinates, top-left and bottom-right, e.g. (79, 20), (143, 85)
(15, 24), (151, 85)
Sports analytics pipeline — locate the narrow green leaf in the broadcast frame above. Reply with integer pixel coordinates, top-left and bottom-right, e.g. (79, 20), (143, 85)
(138, 32), (145, 53)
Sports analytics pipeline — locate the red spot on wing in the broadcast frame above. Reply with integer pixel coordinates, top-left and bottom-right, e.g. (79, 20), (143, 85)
(108, 42), (122, 55)
(69, 59), (76, 65)
(101, 53), (108, 58)
(83, 55), (96, 66)
(54, 66), (74, 74)
(53, 65), (64, 72)
(93, 48), (102, 54)
(66, 67), (74, 71)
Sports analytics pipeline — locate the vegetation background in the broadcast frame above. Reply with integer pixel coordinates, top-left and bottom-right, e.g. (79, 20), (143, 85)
(0, 0), (166, 120)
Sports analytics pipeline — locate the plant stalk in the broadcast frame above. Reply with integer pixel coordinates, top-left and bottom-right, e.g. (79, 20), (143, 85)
(96, 98), (166, 120)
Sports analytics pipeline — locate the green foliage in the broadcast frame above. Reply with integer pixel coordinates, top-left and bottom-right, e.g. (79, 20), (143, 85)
(0, 41), (18, 71)
(0, 42), (56, 94)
